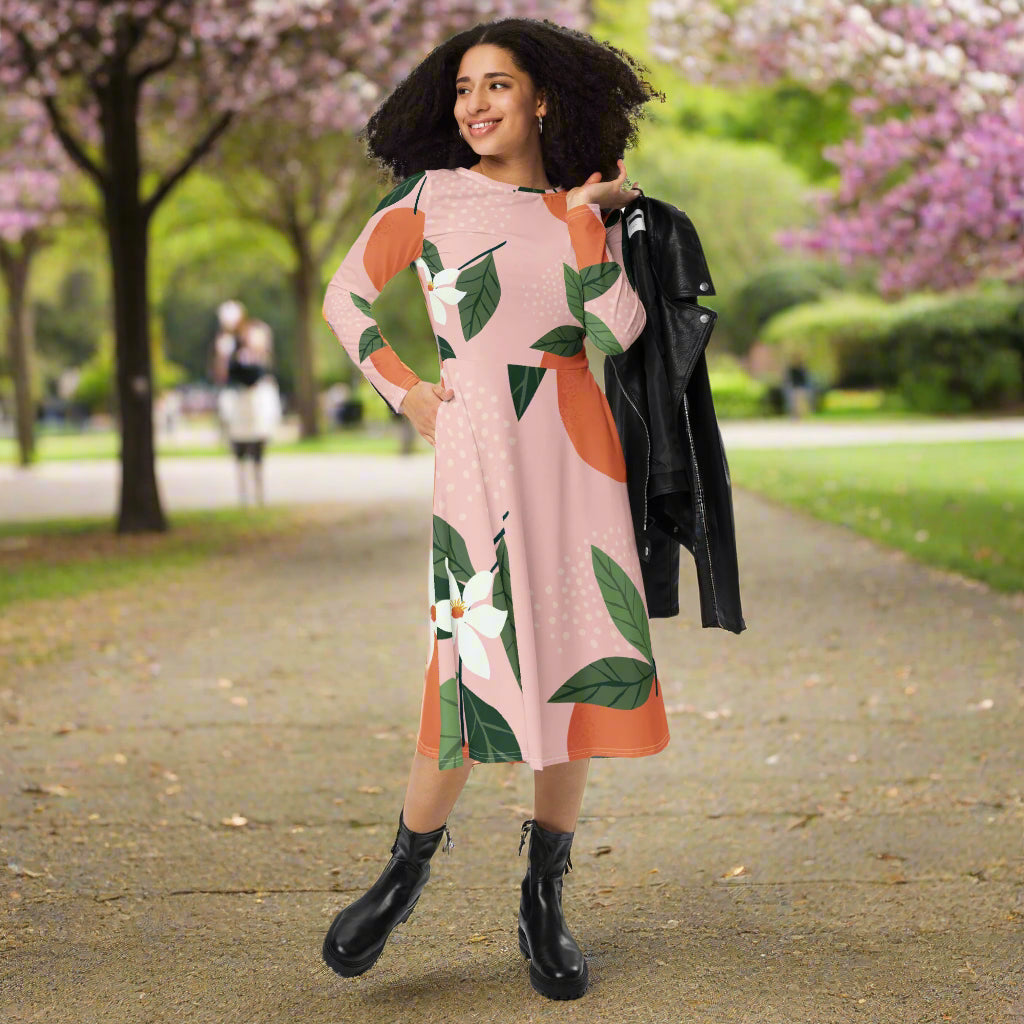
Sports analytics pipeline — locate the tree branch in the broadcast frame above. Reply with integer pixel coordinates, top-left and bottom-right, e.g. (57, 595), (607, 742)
(135, 42), (180, 86)
(14, 31), (106, 187)
(143, 111), (234, 218)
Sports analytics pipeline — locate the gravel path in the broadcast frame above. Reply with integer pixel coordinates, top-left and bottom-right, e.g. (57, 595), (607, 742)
(1, 493), (1022, 1022)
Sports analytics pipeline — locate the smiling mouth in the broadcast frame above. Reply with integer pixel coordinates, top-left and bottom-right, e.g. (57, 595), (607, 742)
(468, 119), (501, 134)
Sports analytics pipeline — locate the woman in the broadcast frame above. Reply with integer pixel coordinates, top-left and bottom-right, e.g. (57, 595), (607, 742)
(321, 17), (665, 999)
(212, 300), (281, 506)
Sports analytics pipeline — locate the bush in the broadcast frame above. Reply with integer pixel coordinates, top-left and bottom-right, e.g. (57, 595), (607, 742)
(760, 293), (909, 389)
(708, 354), (770, 418)
(728, 259), (849, 356)
(888, 290), (1024, 412)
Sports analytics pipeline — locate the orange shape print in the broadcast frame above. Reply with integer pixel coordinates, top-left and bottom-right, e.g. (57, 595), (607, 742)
(419, 636), (442, 751)
(566, 678), (667, 757)
(566, 205), (608, 268)
(541, 353), (626, 482)
(542, 192), (568, 223)
(369, 345), (419, 391)
(363, 208), (425, 292)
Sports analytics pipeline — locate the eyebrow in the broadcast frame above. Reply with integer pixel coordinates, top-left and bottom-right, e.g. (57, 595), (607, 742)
(455, 71), (514, 84)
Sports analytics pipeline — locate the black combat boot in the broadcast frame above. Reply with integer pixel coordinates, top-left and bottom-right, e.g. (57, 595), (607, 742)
(517, 818), (588, 999)
(322, 810), (452, 977)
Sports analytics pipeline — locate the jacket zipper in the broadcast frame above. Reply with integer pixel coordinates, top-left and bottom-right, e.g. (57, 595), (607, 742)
(682, 392), (720, 622)
(608, 356), (651, 535)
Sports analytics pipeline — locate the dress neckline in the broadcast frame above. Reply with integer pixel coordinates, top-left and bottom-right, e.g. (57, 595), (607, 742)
(454, 166), (564, 194)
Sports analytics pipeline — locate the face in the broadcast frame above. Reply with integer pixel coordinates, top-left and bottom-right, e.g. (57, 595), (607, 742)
(454, 43), (546, 156)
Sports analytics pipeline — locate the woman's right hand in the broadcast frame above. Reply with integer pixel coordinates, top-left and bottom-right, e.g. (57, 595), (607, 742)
(399, 379), (454, 447)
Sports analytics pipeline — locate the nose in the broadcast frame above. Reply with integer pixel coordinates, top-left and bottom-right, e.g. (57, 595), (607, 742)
(463, 85), (490, 114)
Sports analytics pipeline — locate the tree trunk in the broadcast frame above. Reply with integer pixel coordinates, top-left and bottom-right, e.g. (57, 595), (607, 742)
(0, 240), (37, 467)
(291, 231), (320, 438)
(100, 66), (166, 533)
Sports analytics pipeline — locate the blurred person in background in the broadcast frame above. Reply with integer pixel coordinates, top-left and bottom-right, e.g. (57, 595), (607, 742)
(212, 299), (281, 506)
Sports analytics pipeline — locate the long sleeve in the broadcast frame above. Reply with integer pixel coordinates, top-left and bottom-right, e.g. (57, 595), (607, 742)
(322, 172), (429, 413)
(565, 202), (647, 355)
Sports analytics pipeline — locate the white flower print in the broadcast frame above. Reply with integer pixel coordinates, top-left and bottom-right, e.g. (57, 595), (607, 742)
(414, 257), (466, 326)
(433, 557), (507, 679)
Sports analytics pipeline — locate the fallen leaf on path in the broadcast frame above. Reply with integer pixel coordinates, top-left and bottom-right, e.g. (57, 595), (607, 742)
(217, 678), (233, 689)
(356, 785), (384, 795)
(21, 783), (71, 798)
(7, 863), (43, 878)
(230, 696), (249, 707)
(721, 865), (748, 879)
(221, 814), (248, 827)
(54, 723), (77, 735)
(785, 814), (817, 831)
(592, 845), (612, 857)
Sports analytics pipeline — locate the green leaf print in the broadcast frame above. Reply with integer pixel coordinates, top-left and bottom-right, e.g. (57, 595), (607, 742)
(581, 261), (621, 301)
(492, 536), (521, 688)
(438, 677), (464, 769)
(463, 687), (522, 762)
(529, 325), (585, 357)
(548, 656), (656, 709)
(457, 251), (500, 340)
(420, 238), (445, 277)
(582, 310), (624, 356)
(358, 324), (386, 362)
(591, 545), (653, 662)
(433, 515), (475, 592)
(373, 171), (425, 213)
(563, 263), (585, 323)
(350, 292), (373, 317)
(508, 365), (548, 420)
(436, 336), (457, 361)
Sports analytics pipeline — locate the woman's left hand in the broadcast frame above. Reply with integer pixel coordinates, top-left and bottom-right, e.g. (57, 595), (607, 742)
(565, 159), (640, 212)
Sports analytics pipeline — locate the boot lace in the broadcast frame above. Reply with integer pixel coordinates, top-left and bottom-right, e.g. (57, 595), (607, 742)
(518, 818), (572, 874)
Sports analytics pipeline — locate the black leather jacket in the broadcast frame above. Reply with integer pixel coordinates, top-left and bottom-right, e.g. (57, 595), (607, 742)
(603, 195), (746, 633)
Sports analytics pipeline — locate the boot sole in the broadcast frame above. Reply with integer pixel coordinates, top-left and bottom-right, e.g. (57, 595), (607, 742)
(322, 902), (417, 978)
(518, 927), (589, 1000)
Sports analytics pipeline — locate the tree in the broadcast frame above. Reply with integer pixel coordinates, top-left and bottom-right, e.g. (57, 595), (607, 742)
(0, 99), (67, 466)
(210, 124), (379, 438)
(649, 0), (1024, 295)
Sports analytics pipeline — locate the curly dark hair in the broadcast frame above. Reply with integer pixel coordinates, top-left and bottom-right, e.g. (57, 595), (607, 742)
(360, 17), (664, 190)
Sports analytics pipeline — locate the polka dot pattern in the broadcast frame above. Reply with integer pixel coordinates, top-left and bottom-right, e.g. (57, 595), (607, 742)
(327, 166), (668, 770)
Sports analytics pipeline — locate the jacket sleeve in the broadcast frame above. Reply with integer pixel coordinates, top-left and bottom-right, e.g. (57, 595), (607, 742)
(566, 203), (647, 355)
(322, 172), (429, 413)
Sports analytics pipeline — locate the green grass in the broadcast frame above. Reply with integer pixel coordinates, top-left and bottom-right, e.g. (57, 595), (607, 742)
(727, 439), (1024, 592)
(0, 506), (302, 608)
(0, 427), (427, 463)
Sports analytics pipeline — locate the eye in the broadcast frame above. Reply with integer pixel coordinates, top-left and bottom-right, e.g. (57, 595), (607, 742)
(456, 82), (509, 94)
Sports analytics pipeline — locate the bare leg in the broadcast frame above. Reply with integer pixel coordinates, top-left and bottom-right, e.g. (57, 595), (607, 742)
(235, 458), (248, 506)
(253, 460), (264, 506)
(532, 758), (590, 833)
(401, 750), (474, 833)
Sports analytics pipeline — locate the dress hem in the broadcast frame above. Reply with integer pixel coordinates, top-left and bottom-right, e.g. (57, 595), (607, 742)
(416, 732), (670, 770)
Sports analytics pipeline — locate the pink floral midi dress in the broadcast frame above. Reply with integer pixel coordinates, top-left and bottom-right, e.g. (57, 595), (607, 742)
(323, 166), (669, 770)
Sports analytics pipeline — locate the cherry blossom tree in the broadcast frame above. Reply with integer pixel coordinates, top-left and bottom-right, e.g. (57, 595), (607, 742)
(1, 2), (584, 530)
(649, 0), (1024, 295)
(0, 99), (67, 466)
